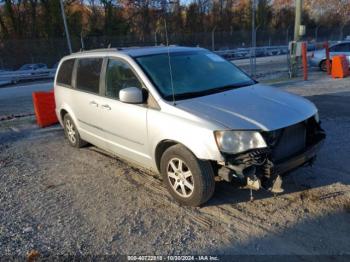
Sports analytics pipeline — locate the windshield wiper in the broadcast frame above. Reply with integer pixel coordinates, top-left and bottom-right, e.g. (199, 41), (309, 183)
(164, 81), (254, 101)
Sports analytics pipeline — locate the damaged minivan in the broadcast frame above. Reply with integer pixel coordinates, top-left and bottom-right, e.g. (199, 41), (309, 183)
(54, 46), (325, 206)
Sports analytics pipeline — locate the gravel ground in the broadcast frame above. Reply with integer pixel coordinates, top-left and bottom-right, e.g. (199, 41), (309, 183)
(0, 74), (350, 258)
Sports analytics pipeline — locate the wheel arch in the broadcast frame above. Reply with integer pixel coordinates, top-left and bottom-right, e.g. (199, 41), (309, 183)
(319, 58), (332, 71)
(58, 105), (79, 129)
(60, 109), (68, 123)
(154, 140), (198, 173)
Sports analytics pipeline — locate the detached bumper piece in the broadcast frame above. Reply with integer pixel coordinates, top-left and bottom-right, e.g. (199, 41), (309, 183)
(218, 117), (326, 194)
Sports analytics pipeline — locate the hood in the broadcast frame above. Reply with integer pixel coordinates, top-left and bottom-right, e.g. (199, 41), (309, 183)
(176, 84), (317, 131)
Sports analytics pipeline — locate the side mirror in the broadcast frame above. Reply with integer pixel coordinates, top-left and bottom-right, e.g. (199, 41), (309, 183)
(119, 87), (144, 104)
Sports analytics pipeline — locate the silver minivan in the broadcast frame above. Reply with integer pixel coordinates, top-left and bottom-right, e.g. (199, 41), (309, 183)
(54, 46), (325, 206)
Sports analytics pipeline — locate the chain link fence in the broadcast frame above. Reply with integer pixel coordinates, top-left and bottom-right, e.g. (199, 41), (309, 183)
(0, 26), (349, 81)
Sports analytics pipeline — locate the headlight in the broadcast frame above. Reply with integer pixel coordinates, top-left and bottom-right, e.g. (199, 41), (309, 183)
(314, 111), (320, 123)
(214, 130), (267, 154)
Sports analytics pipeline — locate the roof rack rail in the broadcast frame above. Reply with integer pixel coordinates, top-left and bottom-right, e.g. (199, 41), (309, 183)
(72, 45), (183, 55)
(76, 48), (119, 53)
(118, 45), (178, 50)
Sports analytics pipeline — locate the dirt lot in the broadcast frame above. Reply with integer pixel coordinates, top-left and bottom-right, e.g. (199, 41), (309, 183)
(0, 73), (350, 257)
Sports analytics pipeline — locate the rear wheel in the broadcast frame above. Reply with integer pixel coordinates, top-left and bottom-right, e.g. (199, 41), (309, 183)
(160, 144), (215, 206)
(320, 59), (331, 72)
(63, 114), (87, 148)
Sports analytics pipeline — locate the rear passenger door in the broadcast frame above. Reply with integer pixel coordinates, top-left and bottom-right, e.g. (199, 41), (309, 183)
(72, 57), (106, 146)
(98, 57), (150, 165)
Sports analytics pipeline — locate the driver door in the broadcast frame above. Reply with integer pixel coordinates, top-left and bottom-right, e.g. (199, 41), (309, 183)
(97, 57), (151, 166)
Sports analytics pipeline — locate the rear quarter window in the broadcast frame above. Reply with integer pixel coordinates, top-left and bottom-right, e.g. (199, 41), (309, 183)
(76, 58), (103, 94)
(56, 59), (75, 86)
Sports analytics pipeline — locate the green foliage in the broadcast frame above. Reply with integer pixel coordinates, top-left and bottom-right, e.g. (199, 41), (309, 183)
(256, 0), (272, 29)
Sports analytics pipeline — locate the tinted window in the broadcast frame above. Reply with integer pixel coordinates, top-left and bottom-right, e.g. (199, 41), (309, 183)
(76, 58), (103, 94)
(332, 43), (350, 52)
(105, 59), (142, 99)
(341, 43), (350, 51)
(57, 59), (75, 86)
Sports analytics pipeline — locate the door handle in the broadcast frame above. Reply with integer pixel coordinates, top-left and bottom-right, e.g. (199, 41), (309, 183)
(101, 104), (111, 110)
(89, 101), (98, 107)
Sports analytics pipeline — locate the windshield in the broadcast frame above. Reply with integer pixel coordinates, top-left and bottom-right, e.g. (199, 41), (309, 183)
(135, 50), (255, 101)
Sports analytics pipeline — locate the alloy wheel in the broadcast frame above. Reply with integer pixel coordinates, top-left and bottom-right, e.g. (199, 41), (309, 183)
(65, 119), (76, 144)
(167, 158), (194, 198)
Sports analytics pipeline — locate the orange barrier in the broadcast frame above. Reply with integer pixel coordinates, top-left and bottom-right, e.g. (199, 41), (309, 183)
(331, 55), (350, 79)
(32, 90), (58, 128)
(301, 42), (308, 81)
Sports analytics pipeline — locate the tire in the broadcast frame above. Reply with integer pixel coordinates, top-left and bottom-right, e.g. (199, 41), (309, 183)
(160, 144), (215, 207)
(320, 59), (331, 72)
(63, 114), (87, 148)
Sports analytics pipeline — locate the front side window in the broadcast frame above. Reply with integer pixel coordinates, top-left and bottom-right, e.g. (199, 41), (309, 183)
(76, 58), (103, 94)
(56, 59), (75, 86)
(135, 50), (254, 101)
(105, 59), (142, 99)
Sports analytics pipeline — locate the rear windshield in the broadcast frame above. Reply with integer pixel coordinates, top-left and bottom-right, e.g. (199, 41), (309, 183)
(135, 50), (254, 101)
(56, 59), (75, 87)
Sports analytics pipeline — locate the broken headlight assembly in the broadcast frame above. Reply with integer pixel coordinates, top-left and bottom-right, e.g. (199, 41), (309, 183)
(214, 130), (267, 154)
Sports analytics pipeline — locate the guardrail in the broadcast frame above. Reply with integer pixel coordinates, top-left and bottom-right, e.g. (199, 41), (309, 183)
(215, 45), (289, 60)
(214, 43), (328, 60)
(0, 68), (56, 86)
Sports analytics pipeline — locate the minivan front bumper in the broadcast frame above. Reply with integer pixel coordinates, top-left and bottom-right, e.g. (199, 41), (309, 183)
(274, 137), (324, 175)
(217, 118), (326, 192)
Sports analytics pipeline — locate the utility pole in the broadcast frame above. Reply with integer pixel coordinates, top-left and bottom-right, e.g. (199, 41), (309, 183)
(212, 26), (217, 51)
(250, 0), (257, 77)
(290, 0), (302, 77)
(294, 0), (302, 41)
(59, 0), (72, 54)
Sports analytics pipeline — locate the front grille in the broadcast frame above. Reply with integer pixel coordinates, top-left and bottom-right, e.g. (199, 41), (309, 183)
(273, 123), (306, 161)
(264, 122), (307, 162)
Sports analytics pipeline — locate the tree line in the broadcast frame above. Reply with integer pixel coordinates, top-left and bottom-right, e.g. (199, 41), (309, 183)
(0, 0), (349, 42)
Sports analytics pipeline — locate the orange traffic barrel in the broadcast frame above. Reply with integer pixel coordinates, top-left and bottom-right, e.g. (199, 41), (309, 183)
(331, 55), (350, 78)
(32, 90), (58, 128)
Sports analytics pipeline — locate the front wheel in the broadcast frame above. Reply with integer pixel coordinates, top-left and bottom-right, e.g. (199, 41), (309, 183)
(160, 144), (215, 206)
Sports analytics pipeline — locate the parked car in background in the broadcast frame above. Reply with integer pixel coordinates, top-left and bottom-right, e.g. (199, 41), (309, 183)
(18, 63), (48, 71)
(1, 63), (52, 84)
(54, 46), (325, 206)
(310, 41), (350, 71)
